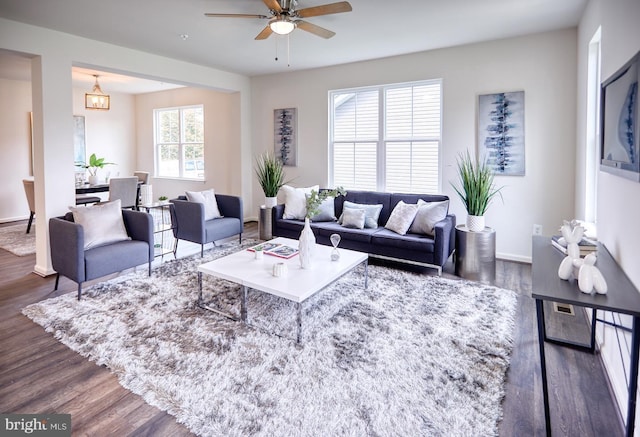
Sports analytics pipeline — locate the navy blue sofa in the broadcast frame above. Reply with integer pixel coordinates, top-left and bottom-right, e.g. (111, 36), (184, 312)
(272, 190), (456, 275)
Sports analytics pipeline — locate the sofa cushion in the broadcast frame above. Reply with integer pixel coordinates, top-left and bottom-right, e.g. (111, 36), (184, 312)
(371, 228), (436, 253)
(282, 185), (319, 219)
(313, 221), (378, 243)
(338, 191), (392, 225)
(185, 189), (222, 220)
(409, 199), (449, 236)
(70, 199), (130, 250)
(340, 207), (366, 229)
(385, 201), (418, 235)
(339, 201), (383, 229)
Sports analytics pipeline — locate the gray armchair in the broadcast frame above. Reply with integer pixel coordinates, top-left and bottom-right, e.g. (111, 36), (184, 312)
(49, 209), (154, 300)
(170, 194), (243, 257)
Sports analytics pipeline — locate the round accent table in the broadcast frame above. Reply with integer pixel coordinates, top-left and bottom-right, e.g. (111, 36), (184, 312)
(455, 224), (496, 283)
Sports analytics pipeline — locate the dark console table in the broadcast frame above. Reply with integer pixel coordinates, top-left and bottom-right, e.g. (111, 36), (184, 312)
(532, 235), (640, 436)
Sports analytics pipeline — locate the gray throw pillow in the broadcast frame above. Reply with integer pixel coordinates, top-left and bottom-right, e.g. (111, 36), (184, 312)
(69, 199), (130, 250)
(341, 208), (366, 229)
(409, 199), (449, 236)
(339, 201), (383, 228)
(385, 201), (418, 235)
(306, 194), (336, 222)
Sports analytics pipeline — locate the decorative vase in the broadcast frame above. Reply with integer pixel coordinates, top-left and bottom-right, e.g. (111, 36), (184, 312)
(298, 217), (315, 269)
(466, 214), (485, 232)
(88, 175), (99, 186)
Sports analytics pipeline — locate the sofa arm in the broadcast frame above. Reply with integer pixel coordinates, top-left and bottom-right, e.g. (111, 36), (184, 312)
(123, 209), (154, 261)
(170, 199), (206, 241)
(433, 214), (456, 267)
(49, 217), (85, 283)
(216, 194), (243, 222)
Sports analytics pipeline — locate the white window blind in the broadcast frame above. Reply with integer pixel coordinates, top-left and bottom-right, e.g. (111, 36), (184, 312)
(330, 80), (442, 193)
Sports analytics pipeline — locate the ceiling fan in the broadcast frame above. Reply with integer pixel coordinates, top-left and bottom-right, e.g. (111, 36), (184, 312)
(205, 0), (352, 40)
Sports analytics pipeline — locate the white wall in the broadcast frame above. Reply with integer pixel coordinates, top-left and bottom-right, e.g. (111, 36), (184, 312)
(577, 0), (640, 427)
(251, 29), (578, 261)
(135, 87), (242, 201)
(0, 78), (32, 222)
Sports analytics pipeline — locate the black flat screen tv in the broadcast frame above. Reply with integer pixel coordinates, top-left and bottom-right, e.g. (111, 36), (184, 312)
(600, 49), (640, 181)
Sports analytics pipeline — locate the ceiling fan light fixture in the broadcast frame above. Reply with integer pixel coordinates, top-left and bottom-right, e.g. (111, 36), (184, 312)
(269, 18), (295, 35)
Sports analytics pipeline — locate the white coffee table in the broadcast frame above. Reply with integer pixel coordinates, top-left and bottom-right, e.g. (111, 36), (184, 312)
(197, 237), (369, 342)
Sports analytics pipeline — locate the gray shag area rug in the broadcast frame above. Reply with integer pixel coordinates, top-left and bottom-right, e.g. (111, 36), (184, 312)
(23, 240), (517, 436)
(0, 223), (35, 256)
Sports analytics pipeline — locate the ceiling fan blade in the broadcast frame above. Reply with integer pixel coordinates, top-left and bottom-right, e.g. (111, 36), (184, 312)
(296, 1), (352, 18)
(263, 0), (283, 13)
(255, 25), (274, 40)
(295, 20), (335, 39)
(205, 13), (269, 19)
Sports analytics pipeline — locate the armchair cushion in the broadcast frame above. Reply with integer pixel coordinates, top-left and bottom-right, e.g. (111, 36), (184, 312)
(69, 199), (130, 249)
(185, 189), (222, 220)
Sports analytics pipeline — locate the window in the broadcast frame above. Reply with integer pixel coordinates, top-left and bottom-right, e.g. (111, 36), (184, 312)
(154, 105), (204, 180)
(585, 27), (601, 223)
(330, 80), (442, 193)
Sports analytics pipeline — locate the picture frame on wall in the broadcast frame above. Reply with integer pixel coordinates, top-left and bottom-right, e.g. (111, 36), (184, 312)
(274, 108), (297, 166)
(477, 91), (525, 176)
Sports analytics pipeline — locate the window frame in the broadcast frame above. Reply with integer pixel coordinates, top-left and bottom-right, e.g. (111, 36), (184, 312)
(329, 79), (443, 193)
(153, 104), (205, 181)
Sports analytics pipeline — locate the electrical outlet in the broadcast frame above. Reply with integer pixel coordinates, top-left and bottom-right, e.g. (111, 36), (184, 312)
(533, 224), (543, 235)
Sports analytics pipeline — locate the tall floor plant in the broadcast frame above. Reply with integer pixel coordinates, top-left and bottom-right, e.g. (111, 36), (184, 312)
(451, 150), (503, 231)
(255, 152), (286, 206)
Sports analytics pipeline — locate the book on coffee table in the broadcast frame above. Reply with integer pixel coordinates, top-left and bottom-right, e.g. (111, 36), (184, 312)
(247, 242), (299, 259)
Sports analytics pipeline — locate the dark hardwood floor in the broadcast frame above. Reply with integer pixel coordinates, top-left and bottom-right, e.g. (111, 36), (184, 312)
(0, 221), (624, 436)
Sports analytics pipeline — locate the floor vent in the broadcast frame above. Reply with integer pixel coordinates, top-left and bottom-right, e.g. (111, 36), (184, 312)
(553, 302), (575, 316)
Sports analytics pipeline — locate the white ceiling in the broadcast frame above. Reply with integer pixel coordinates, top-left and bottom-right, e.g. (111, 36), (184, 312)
(0, 0), (588, 93)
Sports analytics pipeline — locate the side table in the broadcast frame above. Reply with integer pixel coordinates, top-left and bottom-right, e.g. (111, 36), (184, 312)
(454, 224), (496, 283)
(259, 206), (273, 241)
(139, 202), (175, 259)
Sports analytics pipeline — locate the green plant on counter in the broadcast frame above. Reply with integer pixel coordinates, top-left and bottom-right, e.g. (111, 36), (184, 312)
(78, 153), (115, 176)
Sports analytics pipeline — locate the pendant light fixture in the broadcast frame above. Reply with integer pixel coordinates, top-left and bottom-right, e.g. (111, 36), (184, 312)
(85, 75), (110, 110)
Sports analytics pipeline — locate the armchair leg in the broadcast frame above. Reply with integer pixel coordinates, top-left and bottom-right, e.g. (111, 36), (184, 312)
(26, 211), (34, 234)
(173, 240), (179, 257)
(148, 260), (151, 277)
(77, 283), (83, 301)
(239, 233), (242, 244)
(53, 273), (60, 291)
(201, 244), (204, 258)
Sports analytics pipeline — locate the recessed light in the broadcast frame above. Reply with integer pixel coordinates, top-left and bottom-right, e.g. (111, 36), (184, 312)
(180, 34), (189, 41)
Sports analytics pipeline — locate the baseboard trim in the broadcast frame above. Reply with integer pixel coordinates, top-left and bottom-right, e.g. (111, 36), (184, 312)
(33, 264), (56, 277)
(497, 252), (531, 264)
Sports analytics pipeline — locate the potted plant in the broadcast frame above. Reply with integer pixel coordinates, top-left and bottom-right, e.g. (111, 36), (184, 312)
(305, 187), (347, 219)
(255, 152), (286, 207)
(451, 150), (503, 232)
(79, 153), (115, 185)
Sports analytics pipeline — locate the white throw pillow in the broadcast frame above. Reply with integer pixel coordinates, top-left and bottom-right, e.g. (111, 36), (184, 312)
(186, 189), (222, 221)
(339, 201), (383, 229)
(385, 201), (419, 235)
(409, 199), (449, 236)
(69, 199), (130, 250)
(282, 185), (319, 220)
(340, 207), (366, 229)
